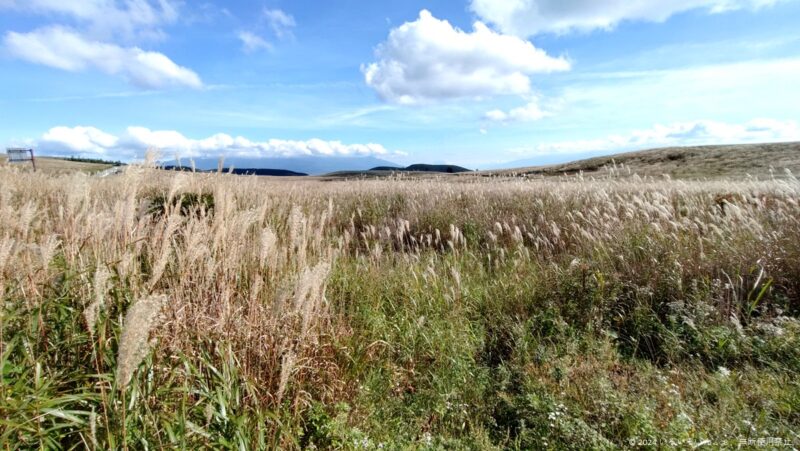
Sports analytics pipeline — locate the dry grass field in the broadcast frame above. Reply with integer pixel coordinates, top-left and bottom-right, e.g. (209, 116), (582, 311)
(0, 155), (114, 175)
(1, 159), (799, 449)
(490, 142), (800, 179)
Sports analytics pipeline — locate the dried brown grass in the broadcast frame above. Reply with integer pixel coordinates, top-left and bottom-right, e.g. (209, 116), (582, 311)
(0, 163), (797, 411)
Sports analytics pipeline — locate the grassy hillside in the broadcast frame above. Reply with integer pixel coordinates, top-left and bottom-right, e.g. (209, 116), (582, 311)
(492, 142), (800, 179)
(1, 165), (799, 448)
(0, 155), (115, 174)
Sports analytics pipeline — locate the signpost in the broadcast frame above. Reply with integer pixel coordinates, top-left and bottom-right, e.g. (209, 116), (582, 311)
(6, 148), (36, 171)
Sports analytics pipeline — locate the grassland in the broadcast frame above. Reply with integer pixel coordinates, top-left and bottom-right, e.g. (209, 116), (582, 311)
(0, 160), (799, 449)
(490, 142), (800, 179)
(0, 155), (115, 174)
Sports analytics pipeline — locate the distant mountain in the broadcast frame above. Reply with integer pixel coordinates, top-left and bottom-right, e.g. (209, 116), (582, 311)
(166, 156), (401, 176)
(163, 165), (306, 176)
(407, 164), (472, 173)
(369, 164), (472, 173)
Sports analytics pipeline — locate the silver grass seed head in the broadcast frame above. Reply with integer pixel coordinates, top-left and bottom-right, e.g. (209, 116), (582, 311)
(116, 294), (168, 389)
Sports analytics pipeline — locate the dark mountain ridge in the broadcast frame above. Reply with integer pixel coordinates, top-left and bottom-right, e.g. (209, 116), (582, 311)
(164, 155), (401, 176)
(163, 165), (306, 176)
(369, 164), (472, 173)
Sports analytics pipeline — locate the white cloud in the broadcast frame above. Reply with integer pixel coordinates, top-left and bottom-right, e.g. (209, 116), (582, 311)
(470, 0), (788, 36)
(485, 99), (550, 122)
(1, 0), (199, 89)
(238, 31), (272, 53)
(558, 58), (800, 132)
(41, 126), (119, 154)
(263, 8), (296, 40)
(362, 9), (570, 105)
(4, 26), (202, 89)
(517, 119), (800, 155)
(36, 126), (399, 159)
(237, 9), (295, 54)
(0, 0), (180, 41)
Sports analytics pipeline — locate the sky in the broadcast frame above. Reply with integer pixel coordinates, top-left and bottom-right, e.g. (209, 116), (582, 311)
(1, 0), (799, 168)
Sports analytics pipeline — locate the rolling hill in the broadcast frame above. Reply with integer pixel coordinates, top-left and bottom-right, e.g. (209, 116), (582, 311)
(0, 155), (117, 174)
(489, 142), (800, 178)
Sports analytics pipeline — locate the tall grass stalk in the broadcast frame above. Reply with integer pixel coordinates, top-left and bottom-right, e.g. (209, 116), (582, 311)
(0, 164), (798, 448)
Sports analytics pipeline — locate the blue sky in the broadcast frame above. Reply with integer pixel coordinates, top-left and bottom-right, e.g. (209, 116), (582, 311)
(1, 0), (799, 167)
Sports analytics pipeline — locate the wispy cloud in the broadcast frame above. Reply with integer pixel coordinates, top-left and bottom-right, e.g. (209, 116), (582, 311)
(1, 0), (201, 89)
(471, 0), (792, 36)
(509, 119), (800, 156)
(263, 8), (296, 40)
(24, 90), (160, 103)
(196, 109), (282, 124)
(237, 31), (272, 53)
(0, 0), (181, 42)
(4, 26), (202, 89)
(318, 105), (398, 125)
(237, 8), (295, 53)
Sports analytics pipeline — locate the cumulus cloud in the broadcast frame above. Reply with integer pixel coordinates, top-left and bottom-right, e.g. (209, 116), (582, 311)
(36, 126), (398, 160)
(0, 0), (180, 41)
(517, 119), (800, 155)
(362, 10), (570, 105)
(470, 0), (787, 36)
(238, 31), (272, 53)
(4, 27), (202, 89)
(485, 99), (550, 122)
(41, 126), (119, 154)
